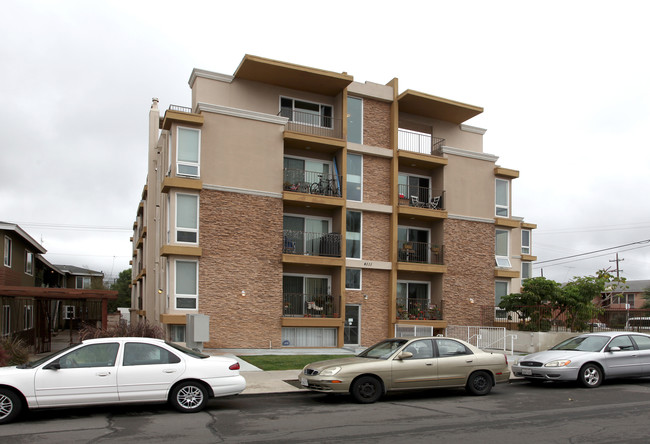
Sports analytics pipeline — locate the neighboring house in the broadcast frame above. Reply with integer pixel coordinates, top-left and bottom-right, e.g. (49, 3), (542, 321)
(0, 222), (116, 352)
(601, 280), (650, 309)
(131, 55), (536, 349)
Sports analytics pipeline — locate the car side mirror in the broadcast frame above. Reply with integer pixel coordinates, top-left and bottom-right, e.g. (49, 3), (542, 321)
(398, 351), (413, 360)
(608, 346), (621, 352)
(44, 362), (61, 370)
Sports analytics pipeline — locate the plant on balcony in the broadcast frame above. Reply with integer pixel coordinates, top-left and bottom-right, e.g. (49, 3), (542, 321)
(396, 302), (441, 320)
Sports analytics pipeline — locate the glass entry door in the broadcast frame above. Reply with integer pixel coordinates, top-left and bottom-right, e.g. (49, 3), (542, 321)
(344, 305), (360, 345)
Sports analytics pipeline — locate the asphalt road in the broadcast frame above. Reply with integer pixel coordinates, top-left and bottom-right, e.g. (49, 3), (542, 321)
(2, 379), (650, 443)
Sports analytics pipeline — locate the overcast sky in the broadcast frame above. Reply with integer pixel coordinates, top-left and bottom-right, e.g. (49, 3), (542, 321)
(2, 0), (649, 283)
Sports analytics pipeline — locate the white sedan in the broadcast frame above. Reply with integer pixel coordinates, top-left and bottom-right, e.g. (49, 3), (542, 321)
(0, 337), (246, 424)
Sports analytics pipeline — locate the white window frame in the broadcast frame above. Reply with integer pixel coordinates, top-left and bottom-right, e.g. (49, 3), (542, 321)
(24, 305), (33, 330)
(175, 192), (199, 244)
(75, 276), (91, 289)
(522, 262), (532, 280)
(63, 305), (75, 320)
(346, 210), (362, 259)
(347, 96), (363, 144)
(345, 268), (362, 290)
(346, 153), (363, 202)
(174, 259), (198, 311)
(25, 251), (34, 275)
(495, 179), (510, 217)
(521, 229), (531, 255)
(280, 96), (334, 129)
(176, 126), (201, 177)
(3, 236), (11, 268)
(495, 229), (511, 268)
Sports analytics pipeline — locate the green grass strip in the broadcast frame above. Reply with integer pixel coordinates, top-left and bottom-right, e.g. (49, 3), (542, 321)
(238, 354), (348, 371)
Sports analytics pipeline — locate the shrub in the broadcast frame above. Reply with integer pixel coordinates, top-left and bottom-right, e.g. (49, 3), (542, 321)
(79, 320), (164, 340)
(0, 337), (30, 366)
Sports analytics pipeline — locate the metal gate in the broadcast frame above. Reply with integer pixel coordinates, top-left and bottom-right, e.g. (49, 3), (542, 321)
(445, 325), (506, 351)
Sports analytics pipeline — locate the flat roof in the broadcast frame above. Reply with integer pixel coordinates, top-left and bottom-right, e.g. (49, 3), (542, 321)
(397, 89), (483, 124)
(233, 54), (354, 96)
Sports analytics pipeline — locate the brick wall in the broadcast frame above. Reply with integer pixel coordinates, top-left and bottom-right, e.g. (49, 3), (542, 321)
(363, 99), (391, 149)
(199, 190), (284, 348)
(345, 269), (390, 347)
(442, 218), (495, 325)
(361, 212), (391, 262)
(363, 156), (392, 206)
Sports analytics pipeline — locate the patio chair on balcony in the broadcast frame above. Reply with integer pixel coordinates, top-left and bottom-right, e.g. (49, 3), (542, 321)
(410, 195), (426, 208)
(283, 237), (296, 254)
(428, 196), (441, 210)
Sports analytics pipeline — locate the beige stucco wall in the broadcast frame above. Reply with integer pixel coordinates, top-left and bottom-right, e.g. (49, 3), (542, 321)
(444, 153), (496, 219)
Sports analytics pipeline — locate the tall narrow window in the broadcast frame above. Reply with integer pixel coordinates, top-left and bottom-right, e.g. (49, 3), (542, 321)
(347, 97), (363, 144)
(175, 260), (198, 309)
(495, 229), (511, 267)
(495, 281), (509, 318)
(177, 127), (200, 177)
(346, 211), (362, 259)
(24, 305), (33, 330)
(495, 179), (509, 217)
(346, 154), (362, 201)
(176, 193), (199, 243)
(2, 306), (10, 336)
(25, 251), (33, 275)
(521, 229), (531, 255)
(522, 262), (532, 280)
(346, 269), (362, 290)
(3, 236), (11, 267)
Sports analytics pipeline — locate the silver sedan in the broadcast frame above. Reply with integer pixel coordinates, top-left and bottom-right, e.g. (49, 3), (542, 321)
(512, 331), (650, 387)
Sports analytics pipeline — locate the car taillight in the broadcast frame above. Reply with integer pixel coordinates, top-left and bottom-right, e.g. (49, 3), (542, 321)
(229, 362), (240, 371)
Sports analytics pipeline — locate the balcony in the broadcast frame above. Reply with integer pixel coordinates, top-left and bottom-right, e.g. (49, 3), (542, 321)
(396, 297), (442, 321)
(398, 129), (445, 156)
(397, 241), (444, 265)
(283, 293), (341, 318)
(280, 108), (343, 139)
(283, 230), (342, 257)
(398, 184), (445, 210)
(283, 169), (342, 198)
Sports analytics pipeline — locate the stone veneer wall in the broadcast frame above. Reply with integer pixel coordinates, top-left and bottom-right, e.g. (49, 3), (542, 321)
(199, 189), (284, 348)
(345, 269), (390, 347)
(362, 156), (391, 206)
(361, 212), (391, 262)
(363, 99), (391, 149)
(443, 218), (495, 325)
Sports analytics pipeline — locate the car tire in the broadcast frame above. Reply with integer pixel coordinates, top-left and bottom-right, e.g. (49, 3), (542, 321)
(578, 363), (602, 388)
(466, 371), (492, 396)
(170, 381), (209, 413)
(350, 376), (383, 404)
(0, 388), (23, 425)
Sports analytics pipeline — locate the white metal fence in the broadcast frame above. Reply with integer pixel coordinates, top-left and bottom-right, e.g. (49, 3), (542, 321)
(445, 325), (508, 352)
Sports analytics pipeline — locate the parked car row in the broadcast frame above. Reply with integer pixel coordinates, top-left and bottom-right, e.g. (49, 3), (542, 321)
(2, 331), (650, 424)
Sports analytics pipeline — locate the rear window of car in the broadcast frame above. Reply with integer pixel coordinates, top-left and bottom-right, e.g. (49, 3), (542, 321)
(166, 341), (210, 359)
(631, 335), (650, 350)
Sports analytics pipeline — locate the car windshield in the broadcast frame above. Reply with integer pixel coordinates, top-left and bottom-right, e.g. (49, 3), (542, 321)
(166, 341), (209, 359)
(551, 335), (609, 352)
(357, 339), (408, 359)
(17, 343), (80, 369)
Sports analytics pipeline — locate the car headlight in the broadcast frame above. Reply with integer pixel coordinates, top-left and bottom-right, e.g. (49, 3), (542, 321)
(544, 360), (571, 367)
(319, 366), (341, 376)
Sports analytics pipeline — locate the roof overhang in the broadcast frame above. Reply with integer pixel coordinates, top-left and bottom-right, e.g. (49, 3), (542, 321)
(0, 222), (46, 254)
(398, 89), (483, 124)
(0, 286), (117, 300)
(233, 54), (353, 96)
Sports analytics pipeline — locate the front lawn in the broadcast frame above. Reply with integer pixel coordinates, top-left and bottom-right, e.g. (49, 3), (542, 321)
(238, 354), (347, 371)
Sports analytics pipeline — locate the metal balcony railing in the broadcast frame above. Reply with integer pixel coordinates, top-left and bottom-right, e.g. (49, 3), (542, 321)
(397, 184), (445, 210)
(396, 297), (442, 320)
(397, 241), (444, 265)
(398, 128), (445, 155)
(283, 168), (342, 197)
(283, 230), (342, 257)
(279, 108), (343, 139)
(283, 293), (341, 318)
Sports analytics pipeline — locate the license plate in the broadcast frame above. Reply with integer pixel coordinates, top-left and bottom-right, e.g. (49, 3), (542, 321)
(521, 368), (532, 376)
(300, 377), (309, 387)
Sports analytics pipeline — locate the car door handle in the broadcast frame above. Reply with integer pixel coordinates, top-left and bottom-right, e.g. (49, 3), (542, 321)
(163, 369), (177, 374)
(426, 363), (433, 366)
(96, 372), (111, 377)
(465, 360), (474, 363)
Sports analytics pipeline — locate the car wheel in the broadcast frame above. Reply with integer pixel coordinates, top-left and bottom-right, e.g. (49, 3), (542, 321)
(170, 381), (208, 413)
(578, 363), (602, 388)
(0, 388), (22, 424)
(351, 376), (383, 404)
(466, 371), (492, 396)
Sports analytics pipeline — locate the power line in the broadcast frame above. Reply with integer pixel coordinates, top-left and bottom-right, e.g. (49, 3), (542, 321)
(15, 221), (131, 232)
(534, 239), (650, 267)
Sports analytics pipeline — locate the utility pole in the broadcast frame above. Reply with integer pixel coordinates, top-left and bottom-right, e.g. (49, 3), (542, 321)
(609, 253), (624, 279)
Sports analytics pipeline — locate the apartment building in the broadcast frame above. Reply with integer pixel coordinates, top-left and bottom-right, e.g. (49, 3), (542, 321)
(131, 55), (536, 349)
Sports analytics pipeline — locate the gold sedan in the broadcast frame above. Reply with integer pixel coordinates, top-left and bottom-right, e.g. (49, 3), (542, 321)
(299, 337), (510, 403)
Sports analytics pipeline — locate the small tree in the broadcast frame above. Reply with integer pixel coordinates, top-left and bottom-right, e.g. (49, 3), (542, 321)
(498, 277), (561, 331)
(109, 269), (132, 312)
